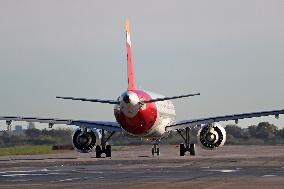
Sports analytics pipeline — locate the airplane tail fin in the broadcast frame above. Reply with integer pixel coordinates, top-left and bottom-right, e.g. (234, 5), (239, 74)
(126, 18), (136, 91)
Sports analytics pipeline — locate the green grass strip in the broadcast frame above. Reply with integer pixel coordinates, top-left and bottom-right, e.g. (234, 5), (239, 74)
(0, 145), (62, 156)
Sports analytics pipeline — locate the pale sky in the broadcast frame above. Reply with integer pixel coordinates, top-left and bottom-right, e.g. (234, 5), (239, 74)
(0, 0), (283, 129)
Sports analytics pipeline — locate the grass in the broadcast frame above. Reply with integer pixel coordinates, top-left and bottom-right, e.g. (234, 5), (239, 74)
(0, 145), (67, 156)
(111, 146), (128, 151)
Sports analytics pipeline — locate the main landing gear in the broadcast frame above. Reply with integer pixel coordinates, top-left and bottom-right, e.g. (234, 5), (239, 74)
(95, 129), (116, 158)
(177, 127), (196, 156)
(151, 140), (160, 156)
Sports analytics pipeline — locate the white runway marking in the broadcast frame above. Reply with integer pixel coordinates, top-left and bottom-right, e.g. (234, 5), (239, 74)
(204, 169), (238, 173)
(2, 173), (46, 177)
(0, 168), (69, 178)
(200, 166), (210, 169)
(0, 168), (60, 174)
(262, 175), (276, 177)
(6, 179), (30, 182)
(220, 170), (238, 173)
(58, 177), (82, 182)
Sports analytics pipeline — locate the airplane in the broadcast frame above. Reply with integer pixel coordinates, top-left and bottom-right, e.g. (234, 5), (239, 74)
(1, 18), (284, 158)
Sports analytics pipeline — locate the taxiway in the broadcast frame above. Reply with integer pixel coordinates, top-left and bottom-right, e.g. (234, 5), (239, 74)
(0, 145), (284, 189)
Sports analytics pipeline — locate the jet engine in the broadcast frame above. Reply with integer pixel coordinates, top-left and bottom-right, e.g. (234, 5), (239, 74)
(198, 123), (226, 150)
(72, 129), (97, 153)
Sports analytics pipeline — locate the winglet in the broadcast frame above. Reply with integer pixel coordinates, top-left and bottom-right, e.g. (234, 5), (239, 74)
(126, 17), (136, 91)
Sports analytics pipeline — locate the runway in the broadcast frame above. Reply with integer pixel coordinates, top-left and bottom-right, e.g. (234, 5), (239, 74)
(0, 145), (284, 189)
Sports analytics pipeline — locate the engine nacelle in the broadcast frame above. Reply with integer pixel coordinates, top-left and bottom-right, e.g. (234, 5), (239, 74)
(72, 129), (97, 153)
(198, 123), (226, 150)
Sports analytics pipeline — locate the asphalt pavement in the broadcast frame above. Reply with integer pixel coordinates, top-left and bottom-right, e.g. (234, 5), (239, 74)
(0, 145), (284, 189)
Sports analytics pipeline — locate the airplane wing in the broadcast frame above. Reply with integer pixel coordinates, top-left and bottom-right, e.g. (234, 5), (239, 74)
(0, 116), (122, 132)
(166, 109), (284, 131)
(56, 96), (119, 105)
(71, 120), (122, 131)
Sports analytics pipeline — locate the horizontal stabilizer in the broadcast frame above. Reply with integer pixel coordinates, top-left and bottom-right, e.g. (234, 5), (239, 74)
(56, 96), (119, 105)
(142, 93), (200, 103)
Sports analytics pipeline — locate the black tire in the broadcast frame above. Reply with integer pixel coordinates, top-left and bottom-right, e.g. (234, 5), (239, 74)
(157, 148), (160, 156)
(180, 143), (185, 156)
(95, 145), (102, 158)
(189, 143), (196, 156)
(106, 145), (112, 157)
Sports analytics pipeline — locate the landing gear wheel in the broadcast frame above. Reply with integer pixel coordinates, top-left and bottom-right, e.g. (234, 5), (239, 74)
(94, 130), (116, 158)
(177, 128), (197, 157)
(180, 143), (185, 156)
(152, 147), (160, 156)
(95, 145), (102, 158)
(152, 142), (160, 156)
(189, 143), (195, 156)
(106, 145), (112, 157)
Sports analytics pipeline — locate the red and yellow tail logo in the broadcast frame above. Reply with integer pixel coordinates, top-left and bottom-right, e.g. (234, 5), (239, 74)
(126, 18), (136, 91)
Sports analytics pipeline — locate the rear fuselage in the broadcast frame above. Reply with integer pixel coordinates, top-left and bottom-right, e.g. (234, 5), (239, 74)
(114, 90), (176, 139)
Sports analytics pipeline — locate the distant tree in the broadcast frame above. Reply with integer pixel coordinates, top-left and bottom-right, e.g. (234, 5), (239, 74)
(25, 128), (41, 139)
(225, 124), (243, 138)
(277, 128), (284, 139)
(41, 128), (73, 145)
(248, 125), (257, 137)
(0, 131), (11, 145)
(248, 122), (278, 140)
(258, 122), (278, 133)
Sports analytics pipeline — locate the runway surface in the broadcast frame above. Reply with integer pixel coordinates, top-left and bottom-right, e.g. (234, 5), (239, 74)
(0, 145), (284, 189)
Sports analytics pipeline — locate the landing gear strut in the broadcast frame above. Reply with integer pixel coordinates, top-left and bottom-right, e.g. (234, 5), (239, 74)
(177, 127), (196, 156)
(6, 120), (12, 132)
(151, 140), (160, 156)
(95, 129), (115, 158)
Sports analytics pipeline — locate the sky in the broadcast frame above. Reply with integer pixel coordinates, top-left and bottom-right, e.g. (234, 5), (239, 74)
(0, 0), (283, 130)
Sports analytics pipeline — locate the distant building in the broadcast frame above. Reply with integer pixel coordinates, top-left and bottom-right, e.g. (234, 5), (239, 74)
(13, 125), (24, 136)
(27, 122), (36, 129)
(15, 125), (23, 132)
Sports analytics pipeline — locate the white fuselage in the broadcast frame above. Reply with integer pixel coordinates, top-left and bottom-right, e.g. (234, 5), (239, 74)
(146, 92), (176, 138)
